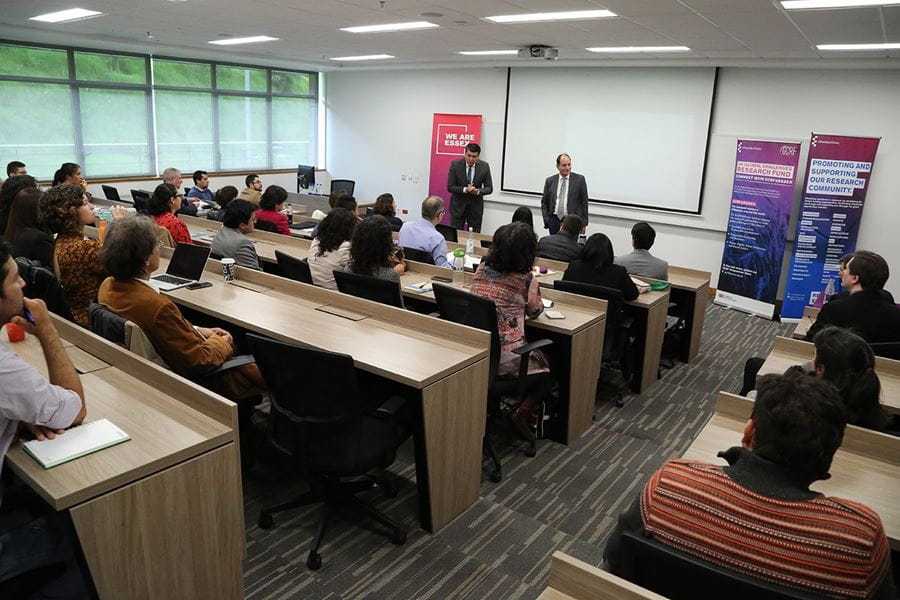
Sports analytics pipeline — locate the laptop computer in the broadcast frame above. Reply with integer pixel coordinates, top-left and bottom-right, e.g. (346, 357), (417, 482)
(148, 243), (211, 291)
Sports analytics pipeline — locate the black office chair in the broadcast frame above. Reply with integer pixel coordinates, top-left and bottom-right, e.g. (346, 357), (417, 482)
(254, 219), (278, 233)
(334, 270), (404, 308)
(554, 280), (636, 407)
(16, 257), (74, 322)
(401, 246), (435, 265)
(275, 250), (313, 284)
(246, 334), (408, 570)
(480, 240), (493, 249)
(130, 189), (151, 214)
(101, 184), (121, 202)
(184, 187), (192, 196)
(870, 342), (900, 360)
(432, 283), (553, 480)
(435, 223), (458, 243)
(614, 531), (819, 600)
(330, 179), (355, 196)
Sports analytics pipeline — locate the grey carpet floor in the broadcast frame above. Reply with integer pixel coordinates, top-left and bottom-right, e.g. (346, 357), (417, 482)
(241, 301), (794, 599)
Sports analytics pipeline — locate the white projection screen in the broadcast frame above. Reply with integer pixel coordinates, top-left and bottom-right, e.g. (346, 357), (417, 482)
(502, 67), (717, 214)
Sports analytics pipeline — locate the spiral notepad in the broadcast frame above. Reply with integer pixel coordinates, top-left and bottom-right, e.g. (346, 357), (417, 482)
(23, 419), (130, 469)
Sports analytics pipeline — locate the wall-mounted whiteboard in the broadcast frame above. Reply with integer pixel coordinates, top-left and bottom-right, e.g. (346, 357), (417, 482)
(501, 67), (717, 214)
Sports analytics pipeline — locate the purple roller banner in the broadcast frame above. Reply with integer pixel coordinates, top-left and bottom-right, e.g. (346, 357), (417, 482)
(781, 133), (880, 320)
(714, 139), (801, 319)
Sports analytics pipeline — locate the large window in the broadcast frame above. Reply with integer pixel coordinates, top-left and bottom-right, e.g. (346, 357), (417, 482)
(0, 42), (318, 180)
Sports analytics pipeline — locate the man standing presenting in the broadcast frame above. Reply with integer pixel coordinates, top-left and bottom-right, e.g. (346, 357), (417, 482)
(447, 143), (492, 233)
(541, 154), (588, 235)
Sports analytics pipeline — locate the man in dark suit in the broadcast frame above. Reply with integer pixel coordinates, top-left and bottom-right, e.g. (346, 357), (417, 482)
(446, 142), (492, 232)
(805, 250), (900, 344)
(540, 153), (588, 234)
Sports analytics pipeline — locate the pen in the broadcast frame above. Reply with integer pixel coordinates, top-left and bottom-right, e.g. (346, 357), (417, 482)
(23, 308), (36, 326)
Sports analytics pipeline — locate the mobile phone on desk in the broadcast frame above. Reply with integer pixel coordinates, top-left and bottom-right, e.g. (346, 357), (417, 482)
(542, 298), (554, 308)
(187, 281), (213, 290)
(544, 310), (565, 320)
(431, 275), (453, 283)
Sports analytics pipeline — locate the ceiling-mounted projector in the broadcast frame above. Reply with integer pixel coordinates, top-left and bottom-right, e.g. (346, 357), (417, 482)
(518, 45), (559, 60)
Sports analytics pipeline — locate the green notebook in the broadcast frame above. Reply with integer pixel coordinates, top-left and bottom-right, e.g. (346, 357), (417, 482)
(23, 419), (131, 469)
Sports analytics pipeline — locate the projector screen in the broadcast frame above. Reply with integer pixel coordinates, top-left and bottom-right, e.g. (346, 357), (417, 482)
(502, 67), (717, 214)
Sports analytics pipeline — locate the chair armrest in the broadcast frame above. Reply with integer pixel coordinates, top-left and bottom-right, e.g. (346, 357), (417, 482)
(210, 354), (256, 375)
(374, 395), (407, 419)
(514, 338), (554, 382)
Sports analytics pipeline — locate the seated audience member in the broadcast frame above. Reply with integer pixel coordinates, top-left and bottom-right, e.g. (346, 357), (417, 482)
(238, 174), (263, 205)
(471, 221), (551, 429)
(6, 160), (26, 178)
(511, 206), (535, 231)
(162, 167), (194, 216)
(805, 250), (900, 344)
(52, 162), (89, 194)
(371, 193), (404, 231)
(604, 373), (893, 599)
(41, 184), (104, 327)
(309, 193), (359, 239)
(5, 188), (53, 267)
(0, 242), (89, 598)
(329, 188), (348, 209)
(187, 169), (215, 206)
(812, 327), (896, 435)
(615, 222), (668, 281)
(211, 200), (261, 271)
(398, 196), (451, 268)
(0, 175), (39, 240)
(308, 208), (356, 290)
(98, 216), (265, 401)
(346, 215), (404, 283)
(536, 214), (584, 262)
(255, 185), (291, 235)
(562, 233), (639, 301)
(148, 183), (192, 245)
(208, 185), (238, 222)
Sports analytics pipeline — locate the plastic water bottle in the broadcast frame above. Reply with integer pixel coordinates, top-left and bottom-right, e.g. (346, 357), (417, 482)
(823, 278), (836, 302)
(452, 248), (466, 284)
(465, 227), (475, 256)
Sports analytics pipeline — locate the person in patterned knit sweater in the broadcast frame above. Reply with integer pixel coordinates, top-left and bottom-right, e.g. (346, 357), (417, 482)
(605, 372), (893, 599)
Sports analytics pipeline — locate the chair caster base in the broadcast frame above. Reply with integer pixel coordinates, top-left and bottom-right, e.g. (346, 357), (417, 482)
(306, 552), (322, 570)
(258, 513), (273, 529)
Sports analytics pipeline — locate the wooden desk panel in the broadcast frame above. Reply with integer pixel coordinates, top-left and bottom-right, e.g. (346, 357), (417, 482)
(792, 306), (819, 340)
(759, 336), (900, 413)
(539, 552), (666, 600)
(684, 392), (900, 550)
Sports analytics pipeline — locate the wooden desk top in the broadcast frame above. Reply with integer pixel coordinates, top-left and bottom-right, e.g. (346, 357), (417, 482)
(179, 214), (312, 258)
(759, 336), (900, 413)
(792, 306), (819, 340)
(684, 392), (900, 550)
(539, 552), (666, 600)
(4, 327), (233, 511)
(158, 253), (489, 389)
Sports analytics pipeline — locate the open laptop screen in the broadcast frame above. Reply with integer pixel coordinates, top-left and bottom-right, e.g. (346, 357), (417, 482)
(167, 243), (211, 280)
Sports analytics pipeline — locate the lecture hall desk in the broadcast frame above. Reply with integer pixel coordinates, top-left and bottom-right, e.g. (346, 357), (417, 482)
(4, 315), (245, 599)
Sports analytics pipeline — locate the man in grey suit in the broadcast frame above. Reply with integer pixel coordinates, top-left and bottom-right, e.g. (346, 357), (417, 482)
(447, 142), (492, 233)
(615, 222), (668, 280)
(541, 153), (588, 234)
(210, 200), (262, 271)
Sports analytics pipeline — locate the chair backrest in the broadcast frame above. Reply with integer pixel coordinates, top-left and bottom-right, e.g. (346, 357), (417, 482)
(88, 302), (169, 369)
(554, 279), (625, 329)
(870, 342), (900, 360)
(254, 219), (278, 233)
(616, 531), (818, 600)
(246, 333), (368, 471)
(275, 249), (313, 284)
(435, 223), (458, 243)
(101, 184), (121, 202)
(130, 189), (150, 214)
(330, 179), (355, 196)
(15, 257), (74, 322)
(333, 270), (404, 308)
(184, 187), (191, 196)
(402, 246), (435, 265)
(432, 283), (501, 385)
(480, 239), (493, 249)
(209, 252), (223, 261)
(124, 321), (170, 369)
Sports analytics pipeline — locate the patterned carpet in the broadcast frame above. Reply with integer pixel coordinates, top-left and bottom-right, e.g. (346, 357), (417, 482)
(240, 300), (794, 599)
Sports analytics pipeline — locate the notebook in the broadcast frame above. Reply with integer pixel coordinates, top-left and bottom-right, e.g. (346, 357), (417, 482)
(149, 243), (211, 291)
(23, 419), (131, 469)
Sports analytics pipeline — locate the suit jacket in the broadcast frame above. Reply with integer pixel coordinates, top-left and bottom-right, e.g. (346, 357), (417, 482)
(536, 230), (582, 263)
(447, 158), (492, 204)
(210, 226), (261, 271)
(805, 289), (900, 344)
(615, 249), (668, 281)
(541, 173), (588, 226)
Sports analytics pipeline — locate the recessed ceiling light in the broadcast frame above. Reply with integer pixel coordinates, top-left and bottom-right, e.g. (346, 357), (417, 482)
(458, 50), (519, 56)
(208, 36), (279, 45)
(484, 10), (617, 24)
(330, 54), (395, 61)
(817, 42), (900, 50)
(587, 46), (691, 53)
(782, 0), (900, 9)
(420, 12), (444, 18)
(30, 8), (104, 23)
(340, 21), (439, 34)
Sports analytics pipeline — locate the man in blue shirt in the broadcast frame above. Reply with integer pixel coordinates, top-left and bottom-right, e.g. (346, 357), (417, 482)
(187, 170), (215, 207)
(398, 196), (451, 268)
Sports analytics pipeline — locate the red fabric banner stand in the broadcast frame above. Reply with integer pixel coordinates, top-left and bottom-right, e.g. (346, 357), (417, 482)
(428, 113), (483, 225)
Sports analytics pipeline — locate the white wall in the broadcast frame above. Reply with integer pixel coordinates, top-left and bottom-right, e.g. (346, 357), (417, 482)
(325, 67), (900, 298)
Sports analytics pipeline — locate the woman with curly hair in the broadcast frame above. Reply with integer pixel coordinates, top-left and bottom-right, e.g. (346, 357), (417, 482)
(370, 193), (403, 232)
(307, 208), (356, 290)
(346, 215), (404, 283)
(40, 184), (104, 327)
(148, 183), (192, 245)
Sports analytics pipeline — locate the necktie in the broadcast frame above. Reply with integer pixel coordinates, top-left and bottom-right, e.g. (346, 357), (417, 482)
(466, 165), (473, 185)
(557, 177), (568, 218)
